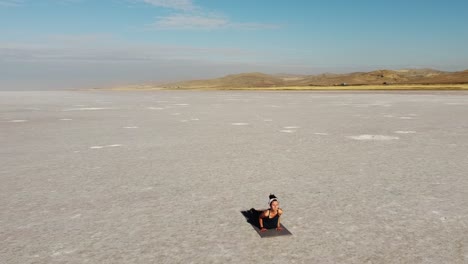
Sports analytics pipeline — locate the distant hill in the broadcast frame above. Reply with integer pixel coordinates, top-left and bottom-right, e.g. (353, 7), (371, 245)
(160, 69), (468, 89)
(291, 69), (447, 86)
(164, 72), (286, 88)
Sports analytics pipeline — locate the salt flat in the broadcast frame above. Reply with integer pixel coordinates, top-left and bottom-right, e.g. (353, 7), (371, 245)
(1, 90), (468, 263)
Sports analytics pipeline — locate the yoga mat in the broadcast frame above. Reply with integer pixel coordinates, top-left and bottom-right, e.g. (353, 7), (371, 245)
(241, 209), (293, 238)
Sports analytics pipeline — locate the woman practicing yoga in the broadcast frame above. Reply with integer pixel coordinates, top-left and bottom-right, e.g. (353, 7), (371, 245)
(259, 194), (283, 232)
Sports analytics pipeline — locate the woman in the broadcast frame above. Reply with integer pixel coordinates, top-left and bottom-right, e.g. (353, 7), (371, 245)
(259, 194), (283, 232)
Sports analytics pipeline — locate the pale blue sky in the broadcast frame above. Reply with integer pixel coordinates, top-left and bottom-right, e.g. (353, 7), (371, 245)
(1, 0), (467, 90)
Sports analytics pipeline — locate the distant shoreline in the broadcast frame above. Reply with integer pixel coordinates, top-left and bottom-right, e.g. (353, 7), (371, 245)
(100, 83), (468, 91)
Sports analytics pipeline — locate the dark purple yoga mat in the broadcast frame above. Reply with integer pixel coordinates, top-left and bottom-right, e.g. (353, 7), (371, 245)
(241, 209), (293, 238)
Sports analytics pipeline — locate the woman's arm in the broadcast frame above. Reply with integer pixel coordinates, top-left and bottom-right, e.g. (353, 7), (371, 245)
(258, 210), (267, 232)
(276, 209), (283, 231)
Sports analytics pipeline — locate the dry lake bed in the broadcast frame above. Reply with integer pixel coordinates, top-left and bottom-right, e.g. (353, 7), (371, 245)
(1, 90), (468, 263)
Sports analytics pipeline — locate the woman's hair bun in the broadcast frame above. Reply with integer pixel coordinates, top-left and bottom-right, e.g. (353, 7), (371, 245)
(268, 194), (278, 206)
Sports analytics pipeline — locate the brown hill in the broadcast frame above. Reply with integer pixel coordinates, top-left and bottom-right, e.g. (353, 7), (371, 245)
(292, 69), (446, 86)
(164, 72), (285, 88)
(161, 69), (468, 88)
(407, 69), (468, 84)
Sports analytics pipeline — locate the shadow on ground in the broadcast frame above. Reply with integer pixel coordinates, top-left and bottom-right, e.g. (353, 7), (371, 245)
(240, 208), (262, 229)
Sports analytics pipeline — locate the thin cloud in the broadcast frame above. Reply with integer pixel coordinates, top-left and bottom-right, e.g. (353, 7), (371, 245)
(230, 22), (281, 30)
(56, 0), (85, 3)
(0, 0), (82, 7)
(152, 14), (228, 30)
(150, 13), (280, 30)
(139, 0), (279, 30)
(0, 0), (23, 7)
(0, 35), (253, 62)
(141, 0), (197, 11)
(47, 34), (115, 44)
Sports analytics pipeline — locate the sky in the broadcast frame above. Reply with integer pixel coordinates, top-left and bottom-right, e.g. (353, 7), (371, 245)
(1, 0), (468, 90)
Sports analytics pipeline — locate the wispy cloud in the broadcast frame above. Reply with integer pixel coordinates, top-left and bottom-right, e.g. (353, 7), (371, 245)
(56, 0), (85, 3)
(141, 0), (197, 11)
(139, 0), (279, 30)
(150, 13), (280, 30)
(0, 0), (82, 7)
(228, 22), (281, 30)
(0, 34), (253, 62)
(0, 0), (23, 7)
(151, 14), (228, 30)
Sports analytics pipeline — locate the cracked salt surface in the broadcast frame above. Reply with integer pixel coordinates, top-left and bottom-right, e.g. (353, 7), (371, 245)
(70, 214), (81, 219)
(147, 107), (165, 110)
(63, 107), (113, 111)
(445, 102), (466, 105)
(394, 131), (416, 134)
(347, 134), (399, 140)
(3, 91), (468, 263)
(90, 144), (122, 149)
(231, 123), (249, 126)
(89, 146), (104, 149)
